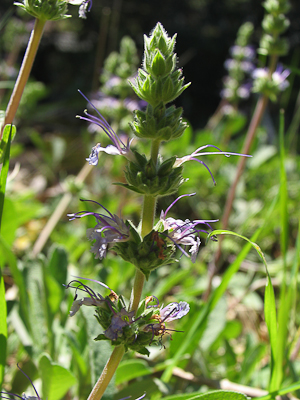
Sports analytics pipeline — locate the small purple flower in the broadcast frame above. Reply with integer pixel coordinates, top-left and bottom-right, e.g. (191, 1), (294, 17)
(252, 65), (290, 91)
(159, 193), (218, 262)
(65, 277), (113, 316)
(77, 90), (134, 165)
(160, 301), (190, 322)
(104, 308), (135, 340)
(174, 145), (251, 185)
(68, 200), (130, 260)
(68, 0), (92, 18)
(230, 45), (255, 60)
(272, 65), (290, 90)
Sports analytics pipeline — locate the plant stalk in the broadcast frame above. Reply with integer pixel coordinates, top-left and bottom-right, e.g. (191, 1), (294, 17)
(87, 345), (125, 400)
(1, 18), (46, 139)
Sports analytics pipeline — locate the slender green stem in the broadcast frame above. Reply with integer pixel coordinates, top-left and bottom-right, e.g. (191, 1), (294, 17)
(151, 139), (160, 163)
(87, 345), (125, 400)
(1, 18), (46, 139)
(130, 141), (159, 312)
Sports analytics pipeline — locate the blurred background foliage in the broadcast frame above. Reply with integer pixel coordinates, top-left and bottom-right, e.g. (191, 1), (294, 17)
(1, 0), (300, 400)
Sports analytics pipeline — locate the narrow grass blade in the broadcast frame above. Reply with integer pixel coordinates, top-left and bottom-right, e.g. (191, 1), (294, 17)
(0, 269), (7, 390)
(255, 379), (300, 400)
(0, 124), (13, 232)
(270, 110), (289, 391)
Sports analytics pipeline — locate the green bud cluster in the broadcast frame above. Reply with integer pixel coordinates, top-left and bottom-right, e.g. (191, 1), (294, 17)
(130, 103), (187, 141)
(130, 22), (190, 108)
(14, 0), (70, 21)
(236, 22), (254, 47)
(94, 295), (162, 355)
(258, 0), (290, 56)
(113, 223), (176, 279)
(118, 151), (185, 197)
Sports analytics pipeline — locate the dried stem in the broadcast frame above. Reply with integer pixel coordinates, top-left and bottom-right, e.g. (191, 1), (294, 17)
(1, 18), (46, 139)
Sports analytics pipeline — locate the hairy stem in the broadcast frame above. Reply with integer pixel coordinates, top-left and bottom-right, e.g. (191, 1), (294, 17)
(1, 18), (46, 139)
(87, 345), (125, 400)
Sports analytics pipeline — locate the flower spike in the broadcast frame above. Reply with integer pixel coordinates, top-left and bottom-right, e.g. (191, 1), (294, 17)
(77, 90), (134, 164)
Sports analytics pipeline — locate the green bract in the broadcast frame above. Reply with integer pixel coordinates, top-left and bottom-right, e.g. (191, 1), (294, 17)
(258, 34), (289, 56)
(130, 103), (187, 141)
(117, 151), (185, 197)
(15, 0), (70, 21)
(113, 227), (176, 280)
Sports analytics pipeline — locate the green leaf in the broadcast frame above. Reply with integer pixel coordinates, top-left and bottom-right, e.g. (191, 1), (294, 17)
(47, 245), (68, 287)
(163, 391), (248, 400)
(0, 124), (13, 232)
(116, 360), (152, 385)
(39, 353), (76, 400)
(0, 269), (7, 390)
(0, 235), (30, 330)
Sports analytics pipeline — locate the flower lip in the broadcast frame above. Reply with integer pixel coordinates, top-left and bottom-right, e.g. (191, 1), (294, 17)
(77, 90), (133, 164)
(160, 301), (190, 322)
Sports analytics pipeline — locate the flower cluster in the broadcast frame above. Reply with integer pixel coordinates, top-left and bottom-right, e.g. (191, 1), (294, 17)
(66, 279), (190, 355)
(221, 22), (255, 104)
(252, 65), (290, 101)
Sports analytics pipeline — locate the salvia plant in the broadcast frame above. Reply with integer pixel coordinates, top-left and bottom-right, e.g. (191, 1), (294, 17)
(1, 0), (300, 400)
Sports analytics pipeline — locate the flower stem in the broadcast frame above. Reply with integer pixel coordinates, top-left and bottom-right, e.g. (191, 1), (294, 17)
(130, 141), (159, 312)
(1, 18), (46, 139)
(87, 345), (125, 400)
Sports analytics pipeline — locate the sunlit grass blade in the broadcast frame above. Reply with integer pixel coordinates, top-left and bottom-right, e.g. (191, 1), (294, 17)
(0, 124), (14, 232)
(0, 268), (7, 391)
(255, 379), (300, 400)
(0, 235), (30, 331)
(161, 193), (278, 383)
(269, 110), (289, 391)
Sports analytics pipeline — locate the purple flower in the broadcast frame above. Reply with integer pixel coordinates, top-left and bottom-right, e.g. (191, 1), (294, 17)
(65, 277), (117, 317)
(159, 193), (218, 263)
(104, 308), (135, 340)
(160, 301), (190, 322)
(68, 200), (130, 260)
(272, 65), (290, 90)
(68, 0), (92, 18)
(174, 144), (251, 185)
(77, 90), (134, 165)
(230, 45), (255, 60)
(252, 65), (290, 91)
